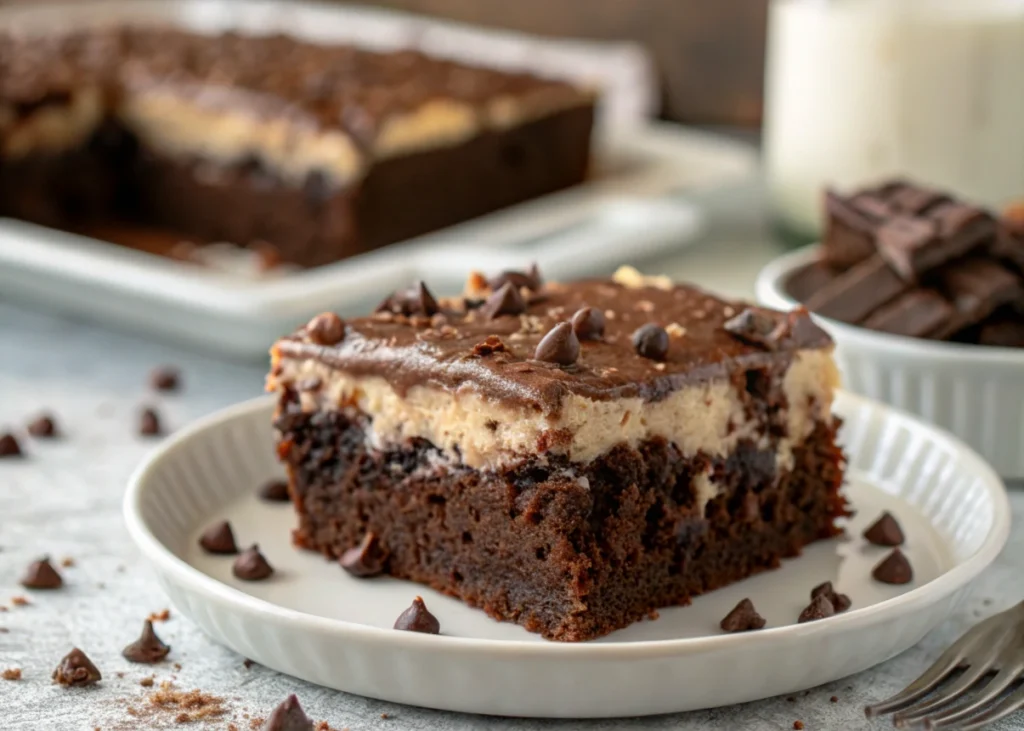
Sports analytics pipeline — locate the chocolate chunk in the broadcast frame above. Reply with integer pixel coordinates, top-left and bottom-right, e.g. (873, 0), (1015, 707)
(394, 596), (440, 634)
(0, 433), (22, 458)
(797, 594), (835, 623)
(977, 315), (1024, 348)
(721, 308), (787, 350)
(305, 312), (345, 346)
(875, 216), (940, 282)
(378, 281), (440, 317)
(199, 520), (238, 555)
(887, 185), (949, 215)
(804, 255), (908, 324)
(571, 307), (605, 341)
(139, 407), (162, 437)
(872, 548), (913, 585)
(233, 545), (273, 581)
(471, 336), (507, 357)
(932, 202), (998, 254)
(810, 581), (851, 613)
(821, 190), (880, 268)
(860, 290), (954, 338)
(261, 694), (314, 731)
(480, 282), (526, 320)
(632, 323), (670, 360)
(150, 366), (180, 392)
(122, 620), (170, 663)
(719, 598), (766, 632)
(534, 322), (579, 365)
(786, 262), (838, 304)
(259, 479), (291, 502)
(340, 532), (386, 578)
(20, 557), (63, 589)
(935, 258), (1023, 336)
(862, 511), (904, 546)
(27, 414), (58, 438)
(52, 648), (101, 687)
(489, 265), (541, 292)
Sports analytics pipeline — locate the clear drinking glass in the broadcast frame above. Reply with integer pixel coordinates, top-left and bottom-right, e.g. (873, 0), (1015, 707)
(763, 0), (1024, 247)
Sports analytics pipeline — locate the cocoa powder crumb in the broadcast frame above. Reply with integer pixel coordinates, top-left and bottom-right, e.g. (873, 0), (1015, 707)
(793, 722), (804, 730)
(2, 668), (22, 680)
(10, 596), (29, 607)
(60, 557), (75, 567)
(249, 718), (264, 730)
(228, 725), (240, 731)
(174, 713), (189, 723)
(380, 713), (389, 719)
(116, 672), (125, 678)
(148, 609), (171, 622)
(140, 676), (155, 687)
(173, 662), (182, 671)
(243, 659), (255, 669)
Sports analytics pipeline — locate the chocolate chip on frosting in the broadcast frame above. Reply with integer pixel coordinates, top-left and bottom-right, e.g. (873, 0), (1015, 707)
(534, 322), (580, 365)
(489, 264), (541, 292)
(377, 281), (440, 317)
(723, 308), (789, 350)
(571, 307), (605, 341)
(480, 282), (526, 320)
(305, 312), (345, 346)
(632, 324), (669, 360)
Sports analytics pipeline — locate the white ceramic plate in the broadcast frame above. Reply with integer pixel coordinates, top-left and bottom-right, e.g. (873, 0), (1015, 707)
(124, 392), (1010, 718)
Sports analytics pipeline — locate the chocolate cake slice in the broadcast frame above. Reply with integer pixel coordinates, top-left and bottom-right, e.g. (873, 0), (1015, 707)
(0, 28), (594, 268)
(267, 267), (847, 641)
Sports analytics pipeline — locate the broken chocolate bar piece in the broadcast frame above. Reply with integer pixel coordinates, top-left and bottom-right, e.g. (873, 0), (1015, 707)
(821, 190), (883, 268)
(860, 290), (954, 338)
(804, 256), (908, 324)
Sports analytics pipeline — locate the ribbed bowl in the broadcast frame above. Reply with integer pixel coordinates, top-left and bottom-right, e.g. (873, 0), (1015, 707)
(757, 246), (1024, 480)
(124, 393), (1009, 717)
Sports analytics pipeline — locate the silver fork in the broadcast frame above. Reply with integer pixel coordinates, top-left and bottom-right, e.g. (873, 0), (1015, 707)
(865, 600), (1024, 729)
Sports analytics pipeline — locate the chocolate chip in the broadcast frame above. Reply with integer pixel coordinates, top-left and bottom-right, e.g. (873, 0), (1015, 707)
(571, 307), (605, 341)
(394, 596), (440, 634)
(122, 620), (170, 664)
(489, 265), (541, 292)
(534, 322), (579, 365)
(20, 557), (63, 589)
(0, 433), (22, 458)
(305, 312), (345, 346)
(52, 648), (101, 687)
(480, 282), (526, 319)
(863, 511), (905, 546)
(27, 414), (58, 438)
(798, 594), (835, 623)
(339, 532), (386, 578)
(199, 521), (238, 555)
(261, 693), (314, 731)
(150, 366), (180, 392)
(377, 281), (440, 317)
(632, 324), (669, 360)
(233, 544), (273, 581)
(139, 407), (162, 437)
(719, 598), (765, 632)
(810, 581), (851, 613)
(259, 479), (290, 503)
(722, 308), (788, 350)
(872, 548), (913, 585)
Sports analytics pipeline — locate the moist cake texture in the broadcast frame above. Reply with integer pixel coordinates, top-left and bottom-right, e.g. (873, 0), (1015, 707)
(0, 28), (594, 267)
(267, 267), (848, 640)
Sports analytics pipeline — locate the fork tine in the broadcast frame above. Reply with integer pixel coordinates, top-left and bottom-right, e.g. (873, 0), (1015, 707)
(863, 644), (967, 718)
(891, 661), (995, 727)
(924, 663), (1024, 729)
(943, 682), (1024, 731)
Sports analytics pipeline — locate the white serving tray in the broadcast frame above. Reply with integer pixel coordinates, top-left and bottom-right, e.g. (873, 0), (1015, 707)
(0, 0), (757, 358)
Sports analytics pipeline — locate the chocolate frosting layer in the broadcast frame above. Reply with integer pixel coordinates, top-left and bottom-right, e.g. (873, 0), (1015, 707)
(273, 270), (833, 415)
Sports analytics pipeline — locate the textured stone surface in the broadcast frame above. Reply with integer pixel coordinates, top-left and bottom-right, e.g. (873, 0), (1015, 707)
(1, 257), (1021, 730)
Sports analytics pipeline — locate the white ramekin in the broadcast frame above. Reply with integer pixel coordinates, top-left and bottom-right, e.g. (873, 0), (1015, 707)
(757, 246), (1024, 480)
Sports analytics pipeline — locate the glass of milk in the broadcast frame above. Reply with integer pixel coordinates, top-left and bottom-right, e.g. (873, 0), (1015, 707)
(763, 0), (1024, 245)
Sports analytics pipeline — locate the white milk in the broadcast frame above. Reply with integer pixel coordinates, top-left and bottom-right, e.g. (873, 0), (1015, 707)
(764, 0), (1024, 238)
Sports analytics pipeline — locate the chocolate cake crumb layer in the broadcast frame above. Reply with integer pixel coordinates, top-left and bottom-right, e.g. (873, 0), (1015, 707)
(0, 28), (595, 268)
(269, 272), (846, 640)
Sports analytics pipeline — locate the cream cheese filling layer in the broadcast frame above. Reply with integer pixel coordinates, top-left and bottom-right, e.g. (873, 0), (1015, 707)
(1, 88), (104, 158)
(272, 348), (839, 472)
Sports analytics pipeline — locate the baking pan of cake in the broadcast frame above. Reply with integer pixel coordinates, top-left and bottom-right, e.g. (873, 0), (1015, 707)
(0, 0), (755, 357)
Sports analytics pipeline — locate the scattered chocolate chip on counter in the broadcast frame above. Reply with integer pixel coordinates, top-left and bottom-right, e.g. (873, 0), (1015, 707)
(233, 545), (274, 581)
(26, 413), (58, 438)
(480, 282), (526, 320)
(122, 620), (171, 664)
(259, 479), (291, 503)
(798, 594), (835, 623)
(150, 366), (181, 392)
(261, 694), (314, 731)
(339, 532), (386, 578)
(10, 596), (30, 607)
(830, 695), (839, 703)
(872, 548), (914, 585)
(52, 648), (102, 687)
(199, 520), (239, 555)
(139, 407), (163, 437)
(793, 721), (804, 730)
(0, 433), (22, 458)
(148, 608), (171, 622)
(394, 596), (440, 634)
(810, 581), (851, 613)
(719, 598), (766, 633)
(20, 557), (63, 589)
(140, 675), (155, 687)
(863, 511), (905, 547)
(722, 308), (787, 350)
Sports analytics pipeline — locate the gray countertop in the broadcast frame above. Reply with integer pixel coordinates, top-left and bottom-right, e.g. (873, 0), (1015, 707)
(1, 182), (1021, 730)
